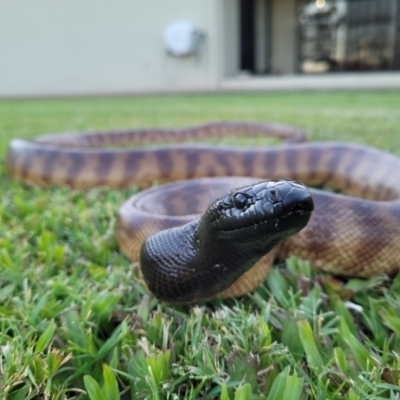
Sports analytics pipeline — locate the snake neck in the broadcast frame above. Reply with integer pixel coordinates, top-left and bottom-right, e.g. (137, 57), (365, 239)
(140, 217), (292, 303)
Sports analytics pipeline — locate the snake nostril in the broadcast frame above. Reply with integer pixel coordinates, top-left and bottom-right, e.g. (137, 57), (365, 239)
(282, 185), (314, 213)
(290, 196), (314, 212)
(291, 204), (306, 212)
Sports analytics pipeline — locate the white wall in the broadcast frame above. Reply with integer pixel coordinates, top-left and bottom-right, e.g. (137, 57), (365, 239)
(270, 0), (297, 74)
(0, 0), (224, 97)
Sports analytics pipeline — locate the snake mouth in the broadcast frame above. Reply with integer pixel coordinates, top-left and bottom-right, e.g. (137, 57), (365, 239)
(210, 179), (314, 234)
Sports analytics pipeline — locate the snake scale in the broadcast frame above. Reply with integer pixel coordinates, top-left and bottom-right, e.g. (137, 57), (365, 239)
(7, 122), (400, 303)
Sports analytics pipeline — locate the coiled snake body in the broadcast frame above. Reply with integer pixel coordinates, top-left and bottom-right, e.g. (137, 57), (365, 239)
(7, 122), (400, 302)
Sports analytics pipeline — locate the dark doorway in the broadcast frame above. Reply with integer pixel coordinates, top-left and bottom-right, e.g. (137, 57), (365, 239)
(240, 0), (256, 72)
(298, 0), (400, 73)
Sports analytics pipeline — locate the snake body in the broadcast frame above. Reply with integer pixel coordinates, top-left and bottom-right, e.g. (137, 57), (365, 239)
(7, 122), (400, 302)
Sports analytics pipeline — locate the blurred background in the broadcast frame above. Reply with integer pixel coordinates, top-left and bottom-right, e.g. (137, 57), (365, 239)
(1, 0), (400, 98)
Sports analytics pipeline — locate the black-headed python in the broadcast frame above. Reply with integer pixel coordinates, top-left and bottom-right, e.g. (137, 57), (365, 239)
(6, 122), (400, 303)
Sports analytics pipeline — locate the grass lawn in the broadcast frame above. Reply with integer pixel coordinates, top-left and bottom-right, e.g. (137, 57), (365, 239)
(1, 90), (400, 399)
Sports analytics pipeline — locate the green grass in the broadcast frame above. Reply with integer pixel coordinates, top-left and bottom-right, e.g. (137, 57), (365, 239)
(1, 90), (400, 399)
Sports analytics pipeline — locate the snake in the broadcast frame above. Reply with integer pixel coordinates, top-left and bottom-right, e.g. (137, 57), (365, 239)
(6, 122), (400, 303)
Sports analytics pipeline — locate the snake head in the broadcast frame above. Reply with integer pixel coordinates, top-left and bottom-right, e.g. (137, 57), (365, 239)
(141, 179), (314, 304)
(206, 180), (314, 239)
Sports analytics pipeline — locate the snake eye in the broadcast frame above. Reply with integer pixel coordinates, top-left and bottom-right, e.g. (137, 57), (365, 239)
(233, 193), (247, 209)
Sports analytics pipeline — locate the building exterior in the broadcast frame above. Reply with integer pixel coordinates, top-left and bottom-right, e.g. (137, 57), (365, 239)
(1, 0), (399, 98)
